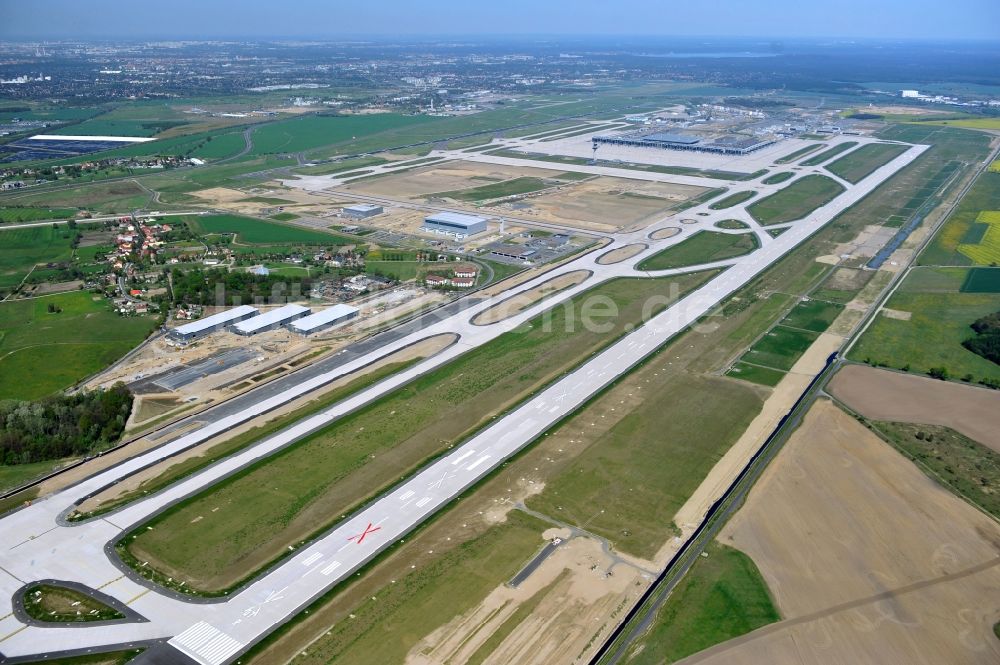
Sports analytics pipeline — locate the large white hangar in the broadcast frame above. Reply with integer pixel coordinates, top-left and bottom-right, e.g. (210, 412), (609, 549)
(288, 304), (359, 335)
(422, 211), (488, 237)
(168, 305), (259, 343)
(231, 304), (311, 336)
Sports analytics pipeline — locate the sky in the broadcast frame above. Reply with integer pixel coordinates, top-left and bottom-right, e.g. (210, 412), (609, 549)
(2, 0), (999, 41)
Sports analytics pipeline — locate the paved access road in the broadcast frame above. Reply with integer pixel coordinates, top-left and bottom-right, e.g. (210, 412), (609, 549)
(0, 137), (926, 664)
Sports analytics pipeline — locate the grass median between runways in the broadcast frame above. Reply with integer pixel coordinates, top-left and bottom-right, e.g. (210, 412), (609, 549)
(122, 270), (719, 594)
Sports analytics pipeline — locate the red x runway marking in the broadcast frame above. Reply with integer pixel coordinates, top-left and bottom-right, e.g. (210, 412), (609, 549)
(348, 522), (381, 544)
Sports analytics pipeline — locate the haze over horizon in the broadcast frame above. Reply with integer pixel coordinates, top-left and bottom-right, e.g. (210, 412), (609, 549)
(2, 0), (999, 41)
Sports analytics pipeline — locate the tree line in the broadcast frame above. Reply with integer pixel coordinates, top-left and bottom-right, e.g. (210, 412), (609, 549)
(0, 384), (133, 466)
(169, 267), (312, 306)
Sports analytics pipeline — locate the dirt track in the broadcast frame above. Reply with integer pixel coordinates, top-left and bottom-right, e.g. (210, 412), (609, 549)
(829, 364), (1000, 451)
(682, 399), (1000, 665)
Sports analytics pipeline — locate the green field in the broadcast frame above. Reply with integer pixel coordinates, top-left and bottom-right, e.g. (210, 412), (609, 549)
(122, 271), (719, 593)
(824, 142), (909, 183)
(269, 212), (299, 222)
(188, 214), (349, 245)
(638, 231), (758, 270)
(262, 510), (546, 665)
(708, 190), (756, 210)
(747, 174), (845, 225)
(432, 176), (552, 201)
(5, 180), (151, 213)
(624, 542), (779, 664)
(0, 458), (72, 494)
(957, 211), (1000, 266)
(871, 421), (1000, 519)
(800, 141), (858, 166)
(780, 298), (844, 332)
(249, 114), (436, 156)
(761, 171), (794, 185)
(0, 207), (77, 223)
(961, 267), (1000, 293)
(850, 267), (1000, 383)
(365, 260), (429, 281)
(0, 225), (77, 291)
(725, 361), (786, 387)
(774, 143), (822, 164)
(526, 373), (762, 558)
(921, 171), (1000, 266)
(22, 584), (124, 623)
(715, 219), (750, 230)
(741, 325), (819, 371)
(0, 291), (157, 400)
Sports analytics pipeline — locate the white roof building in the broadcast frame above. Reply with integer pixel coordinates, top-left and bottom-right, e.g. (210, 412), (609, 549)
(288, 304), (360, 334)
(231, 304), (310, 335)
(169, 305), (259, 340)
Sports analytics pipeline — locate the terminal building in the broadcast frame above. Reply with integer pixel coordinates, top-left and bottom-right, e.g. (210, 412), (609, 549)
(422, 212), (488, 238)
(231, 304), (310, 336)
(287, 304), (359, 335)
(342, 204), (383, 219)
(167, 305), (259, 343)
(593, 130), (775, 155)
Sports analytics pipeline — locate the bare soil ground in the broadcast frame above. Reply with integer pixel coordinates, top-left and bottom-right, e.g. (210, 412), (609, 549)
(405, 533), (648, 665)
(472, 270), (591, 325)
(496, 177), (706, 232)
(344, 162), (564, 200)
(829, 364), (1000, 451)
(648, 227), (681, 240)
(681, 399), (1000, 665)
(75, 334), (456, 514)
(596, 244), (647, 265)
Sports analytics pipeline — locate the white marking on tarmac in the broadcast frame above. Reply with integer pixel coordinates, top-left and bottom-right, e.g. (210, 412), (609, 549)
(466, 454), (491, 471)
(451, 449), (476, 465)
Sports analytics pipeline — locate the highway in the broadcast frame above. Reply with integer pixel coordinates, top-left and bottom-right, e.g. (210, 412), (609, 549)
(0, 136), (926, 664)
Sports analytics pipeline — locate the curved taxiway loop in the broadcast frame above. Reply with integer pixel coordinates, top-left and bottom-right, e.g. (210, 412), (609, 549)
(0, 137), (927, 665)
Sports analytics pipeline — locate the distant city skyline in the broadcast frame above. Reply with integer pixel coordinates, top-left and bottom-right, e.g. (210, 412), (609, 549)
(3, 0), (999, 41)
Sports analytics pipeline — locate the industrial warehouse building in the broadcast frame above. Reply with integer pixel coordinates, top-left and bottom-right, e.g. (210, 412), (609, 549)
(342, 203), (383, 219)
(287, 304), (359, 335)
(593, 130), (775, 155)
(422, 211), (488, 238)
(231, 304), (311, 336)
(168, 305), (259, 343)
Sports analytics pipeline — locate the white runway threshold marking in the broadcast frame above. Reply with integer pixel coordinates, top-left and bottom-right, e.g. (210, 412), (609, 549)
(301, 552), (322, 566)
(170, 621), (245, 665)
(320, 561), (341, 576)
